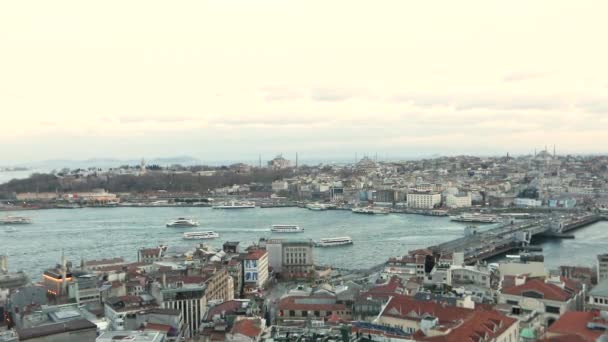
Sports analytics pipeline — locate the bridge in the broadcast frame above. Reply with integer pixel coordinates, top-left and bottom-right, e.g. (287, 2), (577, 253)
(428, 213), (602, 265)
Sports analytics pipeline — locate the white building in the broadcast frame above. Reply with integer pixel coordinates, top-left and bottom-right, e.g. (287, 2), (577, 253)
(243, 249), (268, 288)
(598, 254), (608, 283)
(271, 181), (289, 192)
(514, 198), (542, 207)
(445, 193), (472, 208)
(406, 192), (441, 209)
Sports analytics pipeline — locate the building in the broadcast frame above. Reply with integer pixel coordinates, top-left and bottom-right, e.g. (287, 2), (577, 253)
(96, 331), (165, 342)
(16, 319), (97, 342)
(104, 295), (159, 331)
(375, 294), (518, 340)
(407, 192), (441, 209)
(277, 296), (350, 323)
(139, 247), (165, 263)
(447, 265), (491, 288)
(588, 278), (608, 310)
(514, 197), (543, 207)
(267, 155), (290, 170)
(150, 277), (208, 338)
(598, 254), (608, 283)
(242, 249), (268, 290)
(445, 193), (472, 208)
(545, 310), (608, 342)
(498, 276), (585, 326)
(265, 239), (314, 279)
(225, 318), (264, 342)
(202, 267), (234, 303)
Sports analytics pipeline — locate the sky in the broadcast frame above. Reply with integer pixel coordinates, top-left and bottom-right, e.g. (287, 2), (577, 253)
(1, 1), (607, 164)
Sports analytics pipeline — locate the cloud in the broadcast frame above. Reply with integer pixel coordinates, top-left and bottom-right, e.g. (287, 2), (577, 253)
(390, 93), (570, 111)
(260, 86), (303, 102)
(310, 87), (363, 102)
(576, 98), (608, 114)
(502, 71), (548, 83)
(118, 114), (200, 124)
(209, 115), (327, 127)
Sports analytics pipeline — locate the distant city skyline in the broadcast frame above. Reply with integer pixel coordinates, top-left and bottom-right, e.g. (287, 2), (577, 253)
(2, 1), (607, 163)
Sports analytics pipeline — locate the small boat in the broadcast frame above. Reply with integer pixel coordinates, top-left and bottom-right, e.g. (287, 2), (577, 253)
(271, 224), (304, 233)
(212, 201), (256, 209)
(166, 218), (199, 228)
(4, 227), (17, 233)
(315, 236), (353, 247)
(351, 207), (389, 215)
(0, 216), (32, 225)
(183, 231), (219, 240)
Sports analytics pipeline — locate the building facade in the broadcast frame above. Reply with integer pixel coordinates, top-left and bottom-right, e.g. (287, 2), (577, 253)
(406, 192), (441, 209)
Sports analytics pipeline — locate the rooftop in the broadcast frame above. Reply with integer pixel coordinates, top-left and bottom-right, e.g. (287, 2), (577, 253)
(501, 278), (575, 302)
(16, 318), (96, 340)
(546, 311), (607, 342)
(96, 331), (164, 342)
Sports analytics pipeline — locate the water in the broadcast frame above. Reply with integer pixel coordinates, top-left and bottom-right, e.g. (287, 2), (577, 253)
(1, 207), (464, 280)
(2, 208), (606, 280)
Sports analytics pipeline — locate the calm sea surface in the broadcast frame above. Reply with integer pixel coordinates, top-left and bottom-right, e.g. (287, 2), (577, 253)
(2, 207), (607, 280)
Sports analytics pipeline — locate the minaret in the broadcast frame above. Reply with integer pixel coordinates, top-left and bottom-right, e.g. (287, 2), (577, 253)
(140, 158), (146, 174)
(553, 145), (556, 158)
(295, 152), (298, 169)
(258, 154), (262, 168)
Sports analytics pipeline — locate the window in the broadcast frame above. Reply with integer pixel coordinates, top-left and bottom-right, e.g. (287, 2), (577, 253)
(506, 300), (518, 305)
(289, 310), (295, 317)
(314, 311), (320, 317)
(546, 306), (560, 314)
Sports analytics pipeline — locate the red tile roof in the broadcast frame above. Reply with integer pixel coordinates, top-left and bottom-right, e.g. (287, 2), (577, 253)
(420, 310), (517, 342)
(546, 311), (606, 342)
(244, 249), (267, 260)
(381, 295), (474, 325)
(501, 278), (573, 302)
(278, 296), (346, 312)
(231, 319), (261, 338)
(368, 276), (404, 295)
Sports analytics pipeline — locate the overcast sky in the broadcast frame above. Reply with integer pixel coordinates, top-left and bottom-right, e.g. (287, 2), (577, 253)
(1, 1), (607, 164)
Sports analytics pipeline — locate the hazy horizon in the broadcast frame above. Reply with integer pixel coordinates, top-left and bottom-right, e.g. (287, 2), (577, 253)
(2, 1), (607, 163)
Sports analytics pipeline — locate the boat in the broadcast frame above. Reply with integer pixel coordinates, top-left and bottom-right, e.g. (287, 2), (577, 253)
(315, 236), (354, 247)
(4, 227), (17, 233)
(212, 201), (256, 209)
(183, 231), (219, 240)
(0, 216), (32, 225)
(351, 207), (390, 215)
(166, 218), (199, 228)
(450, 213), (501, 223)
(271, 224), (304, 233)
(306, 203), (329, 211)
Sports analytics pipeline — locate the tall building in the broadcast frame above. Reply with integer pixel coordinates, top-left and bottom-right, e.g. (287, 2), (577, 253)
(242, 249), (268, 291)
(265, 239), (314, 279)
(150, 277), (207, 339)
(597, 254), (608, 283)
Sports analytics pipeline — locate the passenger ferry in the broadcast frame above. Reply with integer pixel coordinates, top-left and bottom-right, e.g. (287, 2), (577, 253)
(0, 216), (32, 225)
(351, 207), (389, 215)
(271, 224), (304, 233)
(450, 213), (500, 223)
(212, 201), (256, 209)
(166, 218), (199, 228)
(315, 236), (354, 247)
(306, 203), (329, 211)
(183, 231), (219, 240)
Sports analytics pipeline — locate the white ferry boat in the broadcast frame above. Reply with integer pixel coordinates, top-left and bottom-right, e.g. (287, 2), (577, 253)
(450, 213), (500, 223)
(183, 231), (219, 240)
(352, 207), (389, 215)
(212, 201), (256, 209)
(271, 224), (304, 233)
(0, 216), (32, 225)
(316, 236), (354, 247)
(166, 218), (199, 228)
(306, 203), (329, 211)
